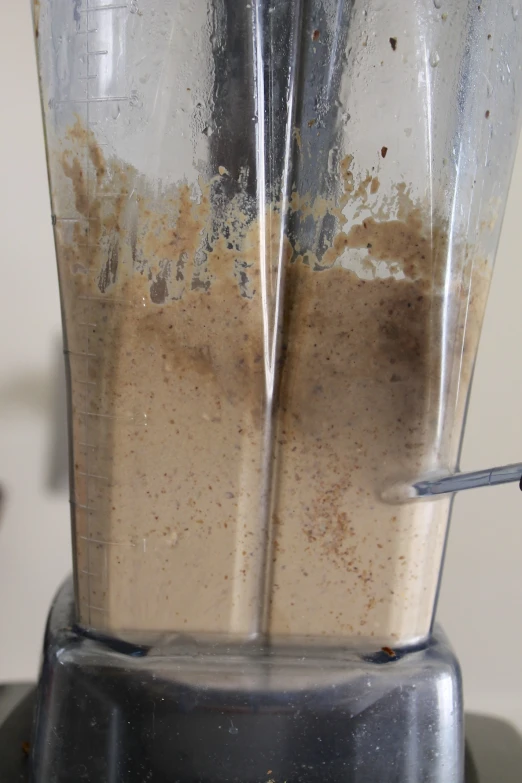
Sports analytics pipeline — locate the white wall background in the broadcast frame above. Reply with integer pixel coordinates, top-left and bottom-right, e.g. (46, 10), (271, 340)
(1, 0), (522, 734)
(0, 0), (72, 682)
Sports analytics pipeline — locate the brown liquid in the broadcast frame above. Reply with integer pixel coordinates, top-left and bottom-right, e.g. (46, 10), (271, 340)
(54, 120), (489, 644)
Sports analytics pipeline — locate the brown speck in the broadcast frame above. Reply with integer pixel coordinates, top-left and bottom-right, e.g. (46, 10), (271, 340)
(382, 646), (397, 658)
(381, 146), (388, 158)
(389, 37), (397, 51)
(308, 118), (316, 128)
(22, 741), (30, 756)
(312, 29), (320, 41)
(485, 109), (490, 119)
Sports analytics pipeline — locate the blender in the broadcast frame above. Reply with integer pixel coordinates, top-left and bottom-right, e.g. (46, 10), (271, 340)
(29, 0), (521, 781)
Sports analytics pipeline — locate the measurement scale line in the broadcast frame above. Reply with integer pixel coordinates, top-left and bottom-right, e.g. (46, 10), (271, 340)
(79, 4), (128, 12)
(65, 350), (97, 358)
(79, 322), (98, 327)
(84, 51), (94, 627)
(86, 50), (108, 56)
(54, 217), (87, 223)
(54, 221), (100, 226)
(77, 471), (110, 481)
(79, 535), (136, 548)
(76, 411), (135, 420)
(78, 442), (98, 448)
(80, 570), (99, 577)
(54, 96), (129, 105)
(78, 295), (133, 304)
(76, 380), (96, 386)
(64, 349), (96, 359)
(87, 605), (108, 613)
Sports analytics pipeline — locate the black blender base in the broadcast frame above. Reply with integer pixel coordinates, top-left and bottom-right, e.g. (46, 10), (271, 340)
(31, 581), (464, 783)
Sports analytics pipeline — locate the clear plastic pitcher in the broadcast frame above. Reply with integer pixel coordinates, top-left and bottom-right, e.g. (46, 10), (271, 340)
(34, 0), (521, 648)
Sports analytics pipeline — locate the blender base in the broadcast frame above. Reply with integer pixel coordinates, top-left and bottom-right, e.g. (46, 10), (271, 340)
(31, 581), (463, 783)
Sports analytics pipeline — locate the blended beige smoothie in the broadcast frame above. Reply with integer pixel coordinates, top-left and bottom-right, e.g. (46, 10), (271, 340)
(55, 120), (489, 645)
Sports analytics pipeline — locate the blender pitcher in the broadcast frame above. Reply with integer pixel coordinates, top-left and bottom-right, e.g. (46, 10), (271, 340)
(30, 1), (522, 781)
